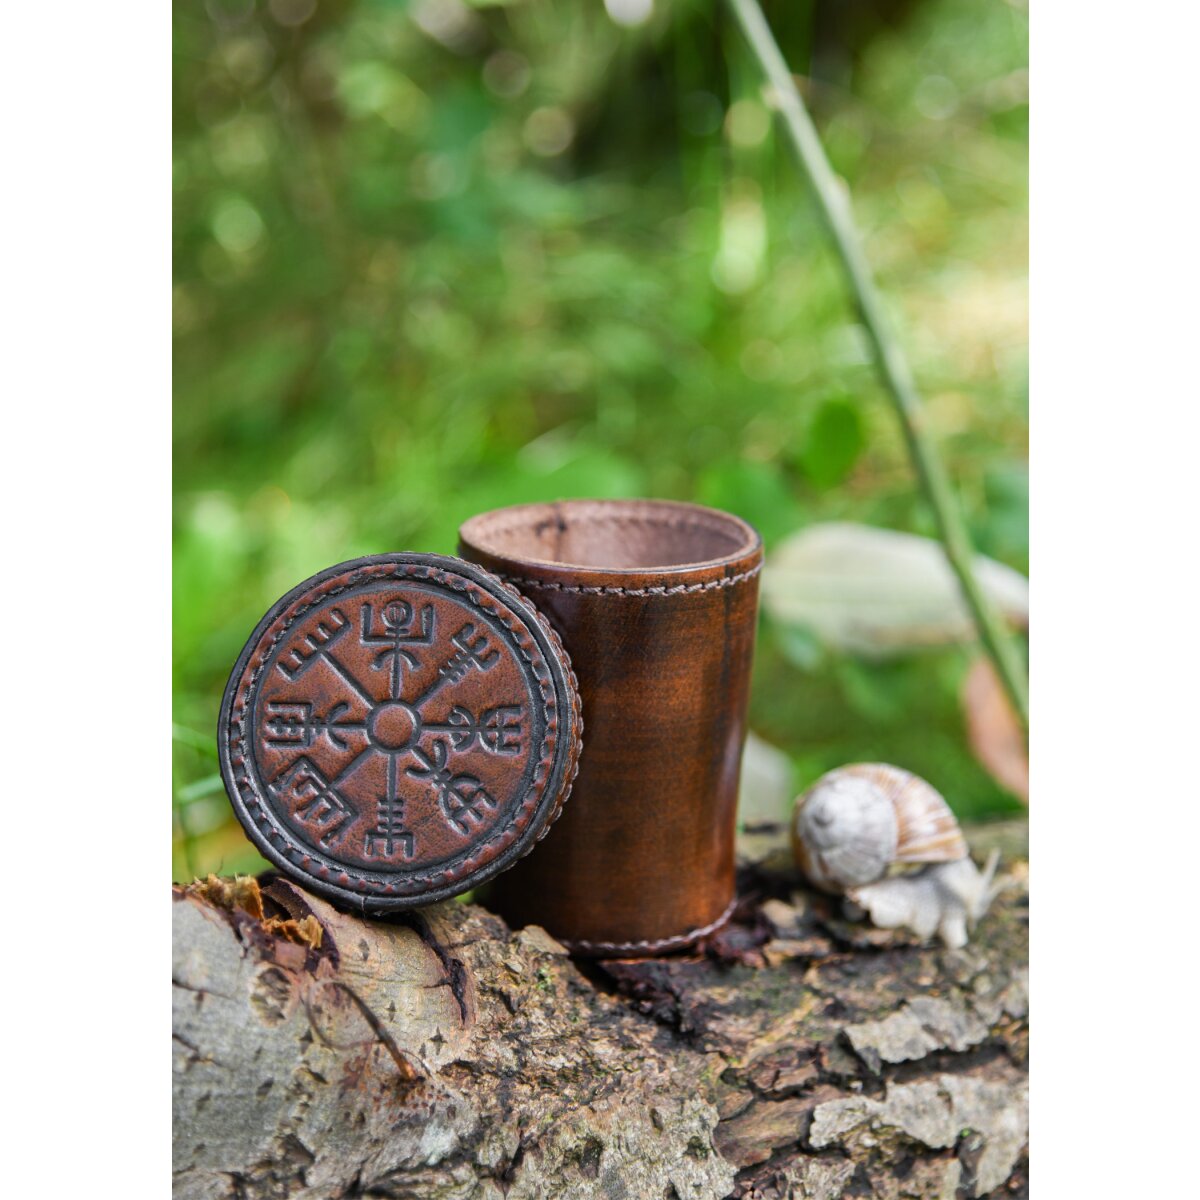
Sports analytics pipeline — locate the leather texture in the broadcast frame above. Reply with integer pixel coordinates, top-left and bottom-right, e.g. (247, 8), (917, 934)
(219, 554), (582, 913)
(459, 500), (762, 956)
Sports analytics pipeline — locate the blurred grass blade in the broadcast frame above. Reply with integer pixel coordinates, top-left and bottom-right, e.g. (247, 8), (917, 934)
(725, 0), (1029, 728)
(177, 773), (227, 804)
(173, 723), (219, 758)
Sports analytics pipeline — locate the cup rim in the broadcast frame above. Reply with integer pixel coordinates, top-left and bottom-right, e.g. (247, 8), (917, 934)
(459, 498), (762, 578)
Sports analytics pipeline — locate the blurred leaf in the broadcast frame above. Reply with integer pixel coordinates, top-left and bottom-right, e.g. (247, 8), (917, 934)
(762, 522), (1028, 657)
(977, 463), (1029, 569)
(772, 619), (825, 672)
(696, 458), (804, 546)
(961, 656), (1028, 803)
(798, 398), (866, 489)
(750, 630), (1025, 825)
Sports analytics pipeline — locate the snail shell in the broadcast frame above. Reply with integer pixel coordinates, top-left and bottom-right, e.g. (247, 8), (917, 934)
(791, 763), (967, 893)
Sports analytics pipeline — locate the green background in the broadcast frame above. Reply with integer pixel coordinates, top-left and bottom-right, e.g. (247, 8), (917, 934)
(174, 0), (1028, 880)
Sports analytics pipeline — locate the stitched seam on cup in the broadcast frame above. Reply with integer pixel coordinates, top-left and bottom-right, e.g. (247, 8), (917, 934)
(496, 562), (761, 597)
(560, 897), (738, 956)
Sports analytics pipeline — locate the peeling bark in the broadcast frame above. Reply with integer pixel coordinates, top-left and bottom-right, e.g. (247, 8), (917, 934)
(174, 840), (1028, 1199)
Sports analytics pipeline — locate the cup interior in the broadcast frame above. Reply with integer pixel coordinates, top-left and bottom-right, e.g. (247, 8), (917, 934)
(461, 500), (760, 572)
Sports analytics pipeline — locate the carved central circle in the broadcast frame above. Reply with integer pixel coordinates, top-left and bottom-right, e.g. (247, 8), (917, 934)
(367, 701), (419, 751)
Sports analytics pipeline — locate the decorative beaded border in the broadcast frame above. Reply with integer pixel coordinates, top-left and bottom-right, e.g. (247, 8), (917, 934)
(220, 557), (580, 909)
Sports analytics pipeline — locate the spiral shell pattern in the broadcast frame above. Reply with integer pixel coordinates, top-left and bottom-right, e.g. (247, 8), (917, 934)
(792, 763), (967, 892)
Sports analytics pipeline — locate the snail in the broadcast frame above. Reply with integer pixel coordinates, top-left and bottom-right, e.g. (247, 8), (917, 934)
(791, 763), (1002, 948)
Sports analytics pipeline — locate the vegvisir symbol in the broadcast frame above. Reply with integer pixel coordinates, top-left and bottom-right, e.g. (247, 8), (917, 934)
(438, 704), (523, 753)
(361, 598), (435, 699)
(263, 599), (526, 863)
(408, 739), (497, 834)
(276, 607), (351, 681)
(268, 757), (356, 848)
(265, 700), (361, 750)
(364, 753), (416, 859)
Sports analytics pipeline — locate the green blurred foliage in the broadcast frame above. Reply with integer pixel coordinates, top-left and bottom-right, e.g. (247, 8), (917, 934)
(799, 398), (866, 490)
(174, 0), (1028, 879)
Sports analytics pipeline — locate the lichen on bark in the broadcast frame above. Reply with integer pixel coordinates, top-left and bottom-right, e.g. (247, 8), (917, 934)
(174, 846), (1028, 1199)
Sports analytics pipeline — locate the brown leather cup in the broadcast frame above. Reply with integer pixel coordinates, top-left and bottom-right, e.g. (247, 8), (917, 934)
(459, 499), (762, 956)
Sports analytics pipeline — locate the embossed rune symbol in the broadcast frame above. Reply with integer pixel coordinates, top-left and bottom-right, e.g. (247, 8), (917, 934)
(260, 595), (526, 862)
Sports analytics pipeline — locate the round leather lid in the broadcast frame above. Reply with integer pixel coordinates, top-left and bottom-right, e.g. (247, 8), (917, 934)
(218, 553), (581, 912)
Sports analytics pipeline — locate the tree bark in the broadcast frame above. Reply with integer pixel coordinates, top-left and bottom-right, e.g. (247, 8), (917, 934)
(173, 834), (1028, 1199)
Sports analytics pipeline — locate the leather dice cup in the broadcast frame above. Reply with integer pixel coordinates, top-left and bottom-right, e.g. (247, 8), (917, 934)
(218, 499), (762, 956)
(459, 500), (763, 955)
